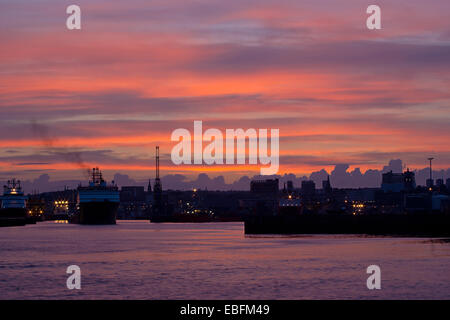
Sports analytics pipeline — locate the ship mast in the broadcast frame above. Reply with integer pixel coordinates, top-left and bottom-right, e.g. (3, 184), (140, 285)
(91, 167), (104, 185)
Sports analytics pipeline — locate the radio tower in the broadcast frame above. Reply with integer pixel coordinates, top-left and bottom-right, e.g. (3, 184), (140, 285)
(427, 157), (434, 188)
(153, 146), (163, 214)
(428, 157), (434, 181)
(154, 146), (162, 193)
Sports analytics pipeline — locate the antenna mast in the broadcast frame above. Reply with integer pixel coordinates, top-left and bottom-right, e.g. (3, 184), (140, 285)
(428, 157), (434, 182)
(156, 146), (160, 180)
(153, 146), (162, 193)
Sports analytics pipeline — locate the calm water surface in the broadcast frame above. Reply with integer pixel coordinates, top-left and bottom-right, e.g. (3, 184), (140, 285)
(0, 221), (449, 299)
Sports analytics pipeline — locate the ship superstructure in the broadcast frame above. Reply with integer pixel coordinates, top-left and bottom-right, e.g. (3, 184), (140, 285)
(0, 179), (28, 226)
(26, 193), (45, 222)
(76, 168), (119, 224)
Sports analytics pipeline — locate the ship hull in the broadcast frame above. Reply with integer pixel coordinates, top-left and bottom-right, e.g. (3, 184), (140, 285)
(25, 216), (38, 224)
(78, 201), (119, 225)
(244, 213), (450, 237)
(0, 208), (27, 227)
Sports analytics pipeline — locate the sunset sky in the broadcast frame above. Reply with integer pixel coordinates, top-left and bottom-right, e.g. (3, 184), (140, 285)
(1, 0), (449, 184)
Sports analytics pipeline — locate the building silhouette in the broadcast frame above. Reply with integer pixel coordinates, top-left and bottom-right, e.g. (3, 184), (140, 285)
(250, 179), (279, 197)
(301, 180), (316, 197)
(381, 169), (416, 193)
(322, 175), (332, 194)
(286, 180), (294, 194)
(404, 169), (416, 192)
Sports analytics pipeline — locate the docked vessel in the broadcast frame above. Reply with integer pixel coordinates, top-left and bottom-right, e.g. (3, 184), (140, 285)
(52, 199), (70, 221)
(0, 179), (28, 227)
(75, 168), (119, 225)
(26, 193), (45, 223)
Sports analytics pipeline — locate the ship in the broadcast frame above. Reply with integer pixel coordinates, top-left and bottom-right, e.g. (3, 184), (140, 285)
(26, 193), (45, 222)
(0, 179), (28, 227)
(52, 199), (70, 221)
(74, 168), (119, 225)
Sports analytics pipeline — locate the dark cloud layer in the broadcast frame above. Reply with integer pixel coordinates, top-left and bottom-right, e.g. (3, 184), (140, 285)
(4, 159), (449, 193)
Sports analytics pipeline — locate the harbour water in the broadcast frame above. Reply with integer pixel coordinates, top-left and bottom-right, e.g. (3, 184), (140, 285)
(0, 221), (449, 299)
